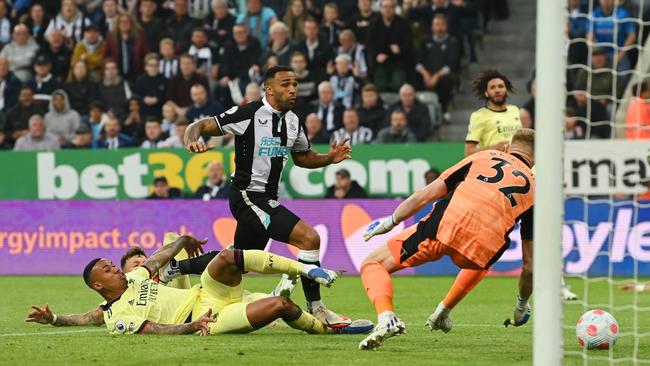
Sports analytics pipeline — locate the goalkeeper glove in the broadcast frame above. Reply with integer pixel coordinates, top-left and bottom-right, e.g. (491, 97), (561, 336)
(363, 214), (398, 241)
(504, 296), (530, 327)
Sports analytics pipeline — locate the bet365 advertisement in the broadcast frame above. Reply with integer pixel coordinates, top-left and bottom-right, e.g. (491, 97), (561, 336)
(1, 199), (649, 276)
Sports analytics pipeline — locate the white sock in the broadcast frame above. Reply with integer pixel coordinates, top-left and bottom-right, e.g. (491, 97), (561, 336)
(298, 249), (320, 263)
(308, 300), (325, 312)
(378, 310), (396, 324)
(434, 302), (451, 318)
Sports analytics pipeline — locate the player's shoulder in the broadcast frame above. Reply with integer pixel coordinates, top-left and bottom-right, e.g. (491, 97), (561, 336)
(469, 108), (489, 123)
(507, 104), (520, 113)
(220, 101), (264, 118)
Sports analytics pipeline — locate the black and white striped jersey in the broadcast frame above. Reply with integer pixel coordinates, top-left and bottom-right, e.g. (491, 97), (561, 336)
(213, 98), (311, 198)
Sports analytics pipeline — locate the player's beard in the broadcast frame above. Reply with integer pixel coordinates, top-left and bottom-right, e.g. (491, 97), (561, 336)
(489, 94), (507, 106)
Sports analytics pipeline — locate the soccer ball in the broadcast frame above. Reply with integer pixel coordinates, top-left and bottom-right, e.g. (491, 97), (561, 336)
(576, 310), (619, 350)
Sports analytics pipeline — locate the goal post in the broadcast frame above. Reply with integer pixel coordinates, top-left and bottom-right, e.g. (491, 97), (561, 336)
(533, 0), (566, 365)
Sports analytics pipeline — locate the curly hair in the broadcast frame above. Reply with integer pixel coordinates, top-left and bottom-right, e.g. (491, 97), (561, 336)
(120, 246), (147, 270)
(471, 69), (514, 101)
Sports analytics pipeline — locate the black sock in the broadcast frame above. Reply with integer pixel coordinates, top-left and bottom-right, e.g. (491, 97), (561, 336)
(298, 259), (321, 302)
(177, 251), (220, 275)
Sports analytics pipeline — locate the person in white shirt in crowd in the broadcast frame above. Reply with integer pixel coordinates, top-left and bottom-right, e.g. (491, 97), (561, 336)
(14, 114), (60, 151)
(0, 24), (39, 82)
(330, 108), (373, 145)
(194, 161), (231, 200)
(159, 120), (189, 148)
(140, 117), (168, 148)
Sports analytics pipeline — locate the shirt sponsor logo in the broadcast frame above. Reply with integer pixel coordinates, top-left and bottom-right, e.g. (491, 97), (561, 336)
(259, 137), (290, 157)
(257, 119), (269, 126)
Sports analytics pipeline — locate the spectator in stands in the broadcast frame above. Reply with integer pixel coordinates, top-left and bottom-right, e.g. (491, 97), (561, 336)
(97, 0), (119, 36)
(366, 0), (413, 92)
(520, 77), (535, 129)
(587, 0), (636, 76)
(187, 0), (212, 20)
(105, 14), (149, 82)
(262, 21), (292, 66)
(159, 119), (189, 148)
(44, 89), (81, 145)
(166, 0), (201, 53)
(329, 54), (360, 109)
(331, 108), (373, 145)
(574, 47), (621, 105)
(64, 60), (99, 116)
(14, 114), (60, 151)
(203, 0), (236, 47)
(99, 59), (132, 118)
(568, 0), (589, 67)
(139, 0), (169, 53)
(123, 96), (145, 137)
(564, 106), (584, 140)
(158, 38), (179, 79)
(337, 29), (367, 79)
(186, 83), (224, 122)
(167, 54), (209, 113)
(346, 0), (378, 46)
(133, 53), (167, 119)
(237, 0), (277, 47)
(70, 24), (106, 82)
(64, 124), (93, 149)
(217, 23), (261, 105)
(1, 24), (39, 82)
(161, 102), (179, 138)
(312, 81), (343, 133)
(194, 161), (231, 200)
(27, 55), (64, 107)
(305, 112), (329, 144)
(626, 82), (650, 140)
(291, 51), (318, 117)
(20, 3), (49, 47)
(188, 27), (219, 83)
(357, 83), (386, 136)
(36, 29), (71, 83)
(97, 114), (133, 149)
(424, 167), (440, 185)
(0, 1), (11, 49)
(242, 82), (262, 105)
(387, 84), (432, 141)
(569, 90), (610, 139)
(6, 87), (46, 143)
(283, 0), (308, 42)
(140, 117), (167, 148)
(375, 109), (417, 143)
(325, 168), (367, 199)
(416, 14), (459, 119)
(0, 56), (22, 113)
(292, 17), (333, 82)
(44, 0), (92, 46)
(87, 101), (107, 146)
(148, 176), (182, 199)
(321, 3), (344, 49)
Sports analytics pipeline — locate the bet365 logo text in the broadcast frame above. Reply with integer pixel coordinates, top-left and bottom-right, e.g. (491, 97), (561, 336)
(36, 151), (234, 199)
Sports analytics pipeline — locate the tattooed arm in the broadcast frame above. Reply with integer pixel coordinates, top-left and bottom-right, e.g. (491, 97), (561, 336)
(138, 309), (213, 336)
(26, 304), (104, 326)
(142, 235), (207, 275)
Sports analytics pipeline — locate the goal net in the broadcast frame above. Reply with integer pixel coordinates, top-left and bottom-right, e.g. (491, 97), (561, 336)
(538, 0), (650, 364)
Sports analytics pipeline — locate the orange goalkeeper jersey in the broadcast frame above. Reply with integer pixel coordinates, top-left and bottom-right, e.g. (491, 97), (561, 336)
(427, 150), (535, 269)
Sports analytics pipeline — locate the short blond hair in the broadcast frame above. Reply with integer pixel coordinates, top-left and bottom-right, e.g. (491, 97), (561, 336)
(511, 128), (535, 152)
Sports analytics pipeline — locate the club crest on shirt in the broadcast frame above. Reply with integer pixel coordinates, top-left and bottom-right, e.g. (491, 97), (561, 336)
(115, 320), (127, 334)
(289, 122), (297, 131)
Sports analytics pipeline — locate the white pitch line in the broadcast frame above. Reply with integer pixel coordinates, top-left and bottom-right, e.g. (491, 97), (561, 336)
(0, 328), (105, 337)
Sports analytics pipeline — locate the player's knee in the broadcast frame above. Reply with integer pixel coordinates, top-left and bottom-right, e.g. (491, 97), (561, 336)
(215, 248), (237, 269)
(302, 228), (320, 250)
(271, 296), (297, 317)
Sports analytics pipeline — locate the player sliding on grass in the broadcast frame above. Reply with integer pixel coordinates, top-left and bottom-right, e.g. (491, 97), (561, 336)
(27, 238), (270, 327)
(358, 128), (536, 350)
(37, 234), (371, 335)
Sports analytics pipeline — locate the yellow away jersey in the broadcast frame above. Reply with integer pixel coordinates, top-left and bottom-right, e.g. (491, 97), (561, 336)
(101, 267), (200, 335)
(466, 105), (522, 148)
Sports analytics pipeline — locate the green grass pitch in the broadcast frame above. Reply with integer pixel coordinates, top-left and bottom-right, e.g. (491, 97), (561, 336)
(1, 276), (648, 365)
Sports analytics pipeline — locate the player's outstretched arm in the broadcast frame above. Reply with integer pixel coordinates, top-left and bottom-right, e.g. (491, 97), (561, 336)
(138, 309), (214, 336)
(184, 117), (221, 153)
(144, 235), (207, 275)
(291, 137), (352, 169)
(26, 304), (104, 326)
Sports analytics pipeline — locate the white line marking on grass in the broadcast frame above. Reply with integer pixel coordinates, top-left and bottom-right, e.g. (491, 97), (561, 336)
(0, 328), (105, 337)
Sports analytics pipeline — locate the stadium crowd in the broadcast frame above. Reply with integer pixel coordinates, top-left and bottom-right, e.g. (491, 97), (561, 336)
(0, 0), (497, 151)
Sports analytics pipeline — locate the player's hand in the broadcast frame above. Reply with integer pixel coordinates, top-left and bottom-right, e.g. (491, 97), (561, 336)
(363, 215), (397, 241)
(504, 297), (530, 327)
(185, 139), (216, 153)
(26, 304), (54, 325)
(327, 137), (352, 164)
(190, 309), (215, 336)
(180, 235), (207, 257)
